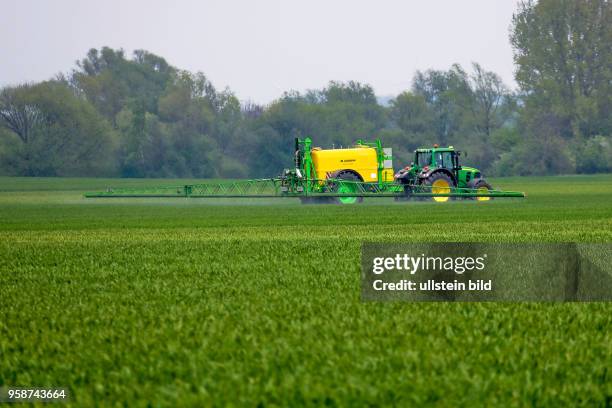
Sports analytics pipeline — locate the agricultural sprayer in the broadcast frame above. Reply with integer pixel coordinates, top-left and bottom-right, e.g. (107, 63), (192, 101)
(85, 138), (525, 203)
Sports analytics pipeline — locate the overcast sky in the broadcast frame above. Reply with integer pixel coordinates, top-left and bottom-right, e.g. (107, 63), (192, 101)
(1, 0), (521, 104)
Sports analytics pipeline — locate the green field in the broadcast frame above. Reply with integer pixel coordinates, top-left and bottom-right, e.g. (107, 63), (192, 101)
(1, 175), (611, 406)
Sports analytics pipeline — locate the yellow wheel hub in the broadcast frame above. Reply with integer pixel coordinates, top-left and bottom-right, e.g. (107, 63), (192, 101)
(431, 179), (451, 202)
(476, 186), (490, 201)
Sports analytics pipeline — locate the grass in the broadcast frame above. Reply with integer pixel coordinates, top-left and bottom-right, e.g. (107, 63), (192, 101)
(0, 174), (611, 406)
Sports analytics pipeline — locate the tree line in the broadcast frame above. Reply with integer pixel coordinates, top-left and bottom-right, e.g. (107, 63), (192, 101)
(1, 0), (610, 178)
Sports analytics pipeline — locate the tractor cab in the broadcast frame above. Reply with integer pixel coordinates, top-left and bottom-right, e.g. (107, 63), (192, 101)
(414, 147), (460, 174)
(408, 145), (463, 186)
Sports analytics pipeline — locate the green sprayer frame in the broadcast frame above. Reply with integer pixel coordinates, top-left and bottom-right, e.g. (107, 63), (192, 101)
(84, 178), (525, 199)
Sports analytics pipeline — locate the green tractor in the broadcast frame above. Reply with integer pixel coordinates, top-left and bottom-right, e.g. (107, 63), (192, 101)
(394, 144), (493, 202)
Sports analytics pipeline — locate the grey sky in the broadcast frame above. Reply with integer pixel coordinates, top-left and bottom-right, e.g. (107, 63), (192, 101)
(1, 0), (521, 104)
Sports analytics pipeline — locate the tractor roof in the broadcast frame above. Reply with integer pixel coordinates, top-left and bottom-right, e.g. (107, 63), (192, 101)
(415, 146), (456, 152)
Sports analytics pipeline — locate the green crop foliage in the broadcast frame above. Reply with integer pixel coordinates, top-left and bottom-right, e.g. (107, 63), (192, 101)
(1, 175), (611, 406)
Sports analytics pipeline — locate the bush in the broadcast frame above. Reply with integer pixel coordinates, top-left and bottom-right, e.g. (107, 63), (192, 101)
(491, 135), (575, 176)
(574, 135), (612, 174)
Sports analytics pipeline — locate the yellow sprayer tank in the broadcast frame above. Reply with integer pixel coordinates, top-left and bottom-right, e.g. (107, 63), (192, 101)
(310, 145), (394, 182)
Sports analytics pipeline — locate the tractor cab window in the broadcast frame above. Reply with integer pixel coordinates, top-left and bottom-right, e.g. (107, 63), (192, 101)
(416, 152), (432, 167)
(435, 151), (455, 169)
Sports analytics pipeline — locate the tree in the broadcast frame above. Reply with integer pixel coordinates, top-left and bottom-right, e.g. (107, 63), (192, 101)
(463, 63), (516, 171)
(71, 47), (175, 124)
(400, 64), (515, 172)
(0, 85), (43, 146)
(511, 0), (611, 140)
(469, 63), (513, 140)
(0, 81), (116, 176)
(411, 66), (469, 146)
(263, 81), (385, 153)
(389, 91), (434, 154)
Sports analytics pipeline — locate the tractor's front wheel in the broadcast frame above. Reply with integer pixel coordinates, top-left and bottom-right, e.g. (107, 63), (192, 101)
(421, 172), (454, 202)
(471, 180), (493, 201)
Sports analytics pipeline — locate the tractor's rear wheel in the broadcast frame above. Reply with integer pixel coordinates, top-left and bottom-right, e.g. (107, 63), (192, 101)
(471, 180), (493, 201)
(331, 172), (363, 204)
(421, 172), (454, 202)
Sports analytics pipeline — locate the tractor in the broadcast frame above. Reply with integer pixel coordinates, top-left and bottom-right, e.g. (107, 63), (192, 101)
(393, 144), (493, 202)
